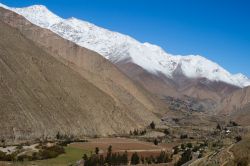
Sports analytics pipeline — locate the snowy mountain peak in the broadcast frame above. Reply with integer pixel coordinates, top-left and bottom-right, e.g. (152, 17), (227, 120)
(13, 4), (63, 28)
(23, 4), (48, 10)
(0, 3), (9, 9)
(2, 3), (250, 88)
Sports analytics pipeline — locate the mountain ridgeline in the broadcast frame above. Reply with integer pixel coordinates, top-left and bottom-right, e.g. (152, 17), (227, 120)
(0, 3), (250, 143)
(0, 7), (163, 143)
(2, 3), (249, 110)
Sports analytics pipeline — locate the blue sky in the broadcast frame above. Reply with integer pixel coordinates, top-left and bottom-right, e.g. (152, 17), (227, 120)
(1, 0), (250, 77)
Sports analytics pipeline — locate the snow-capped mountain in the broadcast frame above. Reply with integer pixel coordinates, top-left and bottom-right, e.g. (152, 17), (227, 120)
(1, 3), (250, 88)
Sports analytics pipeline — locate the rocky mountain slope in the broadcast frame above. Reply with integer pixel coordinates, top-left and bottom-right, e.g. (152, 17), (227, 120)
(2, 3), (249, 106)
(219, 86), (250, 125)
(0, 7), (162, 143)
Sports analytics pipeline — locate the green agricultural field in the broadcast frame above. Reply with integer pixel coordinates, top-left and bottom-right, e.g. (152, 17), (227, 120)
(8, 146), (89, 166)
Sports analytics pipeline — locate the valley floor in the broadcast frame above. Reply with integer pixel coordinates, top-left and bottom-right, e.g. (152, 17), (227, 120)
(0, 123), (249, 166)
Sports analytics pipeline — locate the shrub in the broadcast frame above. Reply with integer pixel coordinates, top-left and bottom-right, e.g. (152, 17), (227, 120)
(95, 147), (99, 154)
(198, 153), (203, 158)
(229, 121), (239, 127)
(192, 146), (199, 152)
(180, 134), (188, 139)
(140, 130), (147, 135)
(164, 129), (170, 135)
(16, 144), (23, 150)
(173, 146), (179, 154)
(181, 144), (185, 150)
(133, 129), (139, 136)
(216, 124), (222, 130)
(187, 143), (192, 148)
(1, 139), (5, 148)
(37, 145), (65, 160)
(156, 151), (171, 163)
(0, 151), (6, 161)
(235, 136), (242, 142)
(141, 156), (145, 164)
(0, 151), (16, 161)
(17, 154), (33, 161)
(172, 118), (179, 123)
(58, 139), (74, 146)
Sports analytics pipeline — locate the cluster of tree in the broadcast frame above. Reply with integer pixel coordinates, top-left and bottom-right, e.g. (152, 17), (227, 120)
(140, 151), (172, 165)
(129, 129), (146, 136)
(83, 146), (128, 166)
(181, 143), (192, 150)
(235, 136), (242, 142)
(180, 134), (188, 139)
(18, 144), (65, 161)
(212, 140), (224, 149)
(83, 146), (172, 165)
(55, 132), (80, 142)
(0, 144), (65, 162)
(164, 129), (170, 135)
(228, 121), (239, 127)
(173, 141), (207, 157)
(56, 132), (88, 146)
(1, 139), (6, 148)
(0, 151), (17, 161)
(175, 149), (192, 166)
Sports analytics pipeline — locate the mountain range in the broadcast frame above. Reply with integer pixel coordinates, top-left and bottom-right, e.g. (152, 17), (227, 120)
(2, 4), (249, 88)
(0, 3), (249, 143)
(2, 4), (250, 103)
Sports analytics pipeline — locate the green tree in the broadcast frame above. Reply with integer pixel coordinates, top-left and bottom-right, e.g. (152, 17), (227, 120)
(99, 155), (105, 165)
(235, 136), (242, 142)
(181, 144), (185, 150)
(187, 143), (192, 148)
(133, 129), (139, 136)
(164, 129), (170, 135)
(180, 134), (188, 139)
(141, 156), (145, 164)
(82, 154), (88, 161)
(150, 121), (156, 129)
(131, 152), (140, 165)
(95, 147), (99, 155)
(121, 151), (128, 164)
(105, 145), (112, 165)
(156, 151), (165, 163)
(175, 149), (192, 166)
(154, 139), (159, 145)
(173, 146), (179, 154)
(216, 123), (222, 130)
(1, 139), (5, 148)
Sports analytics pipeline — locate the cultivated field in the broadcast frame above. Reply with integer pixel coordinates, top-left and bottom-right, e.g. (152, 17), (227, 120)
(69, 137), (170, 158)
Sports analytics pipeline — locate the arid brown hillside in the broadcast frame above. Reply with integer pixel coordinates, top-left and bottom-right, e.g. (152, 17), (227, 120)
(117, 61), (239, 111)
(220, 86), (250, 113)
(0, 12), (161, 143)
(0, 7), (163, 113)
(219, 86), (250, 125)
